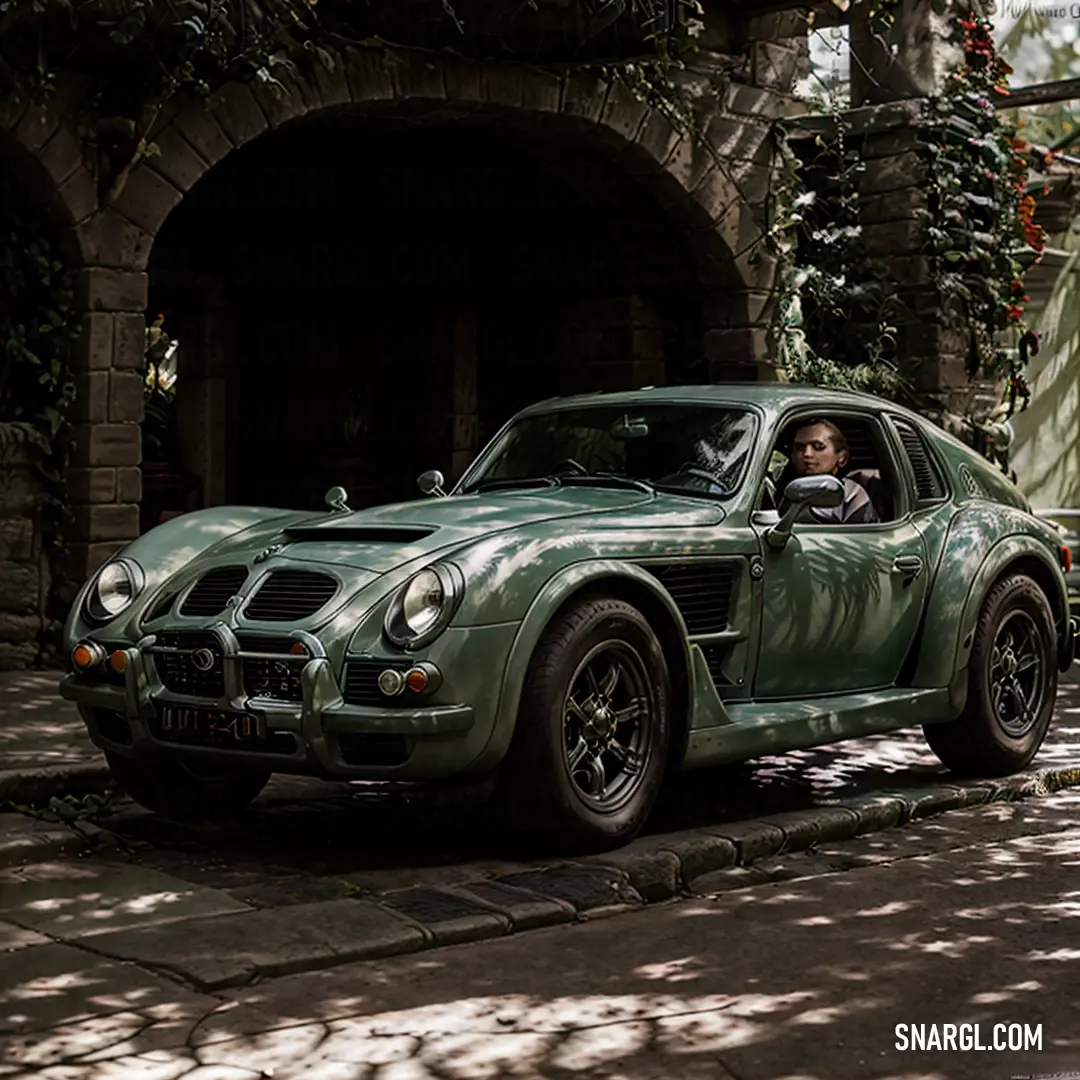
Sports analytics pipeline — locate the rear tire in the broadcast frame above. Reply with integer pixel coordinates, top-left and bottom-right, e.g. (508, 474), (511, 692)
(493, 597), (671, 853)
(923, 573), (1056, 776)
(105, 752), (270, 822)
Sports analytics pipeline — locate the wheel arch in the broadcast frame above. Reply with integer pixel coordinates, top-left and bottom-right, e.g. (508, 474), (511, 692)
(474, 560), (693, 772)
(915, 533), (1068, 704)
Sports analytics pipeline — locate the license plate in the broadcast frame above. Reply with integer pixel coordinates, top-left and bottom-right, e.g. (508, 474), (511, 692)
(159, 707), (266, 746)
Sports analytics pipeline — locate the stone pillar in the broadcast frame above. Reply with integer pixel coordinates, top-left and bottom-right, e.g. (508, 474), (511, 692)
(850, 0), (959, 108)
(557, 296), (666, 394)
(66, 269), (146, 583)
(851, 103), (997, 422)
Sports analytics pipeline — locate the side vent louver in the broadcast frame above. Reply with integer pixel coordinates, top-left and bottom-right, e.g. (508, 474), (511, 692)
(180, 567), (249, 617)
(894, 420), (945, 503)
(645, 562), (736, 635)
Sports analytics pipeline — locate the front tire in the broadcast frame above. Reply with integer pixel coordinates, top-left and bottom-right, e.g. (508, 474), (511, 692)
(494, 597), (671, 852)
(924, 573), (1056, 776)
(105, 752), (271, 822)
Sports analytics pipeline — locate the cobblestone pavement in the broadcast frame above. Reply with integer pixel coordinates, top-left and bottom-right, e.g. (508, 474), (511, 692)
(3, 791), (1080, 1079)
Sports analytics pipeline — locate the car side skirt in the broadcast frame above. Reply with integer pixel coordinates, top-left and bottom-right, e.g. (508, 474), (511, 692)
(682, 686), (955, 767)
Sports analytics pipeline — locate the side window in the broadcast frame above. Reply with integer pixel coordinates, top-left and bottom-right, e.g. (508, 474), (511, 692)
(769, 413), (901, 523)
(891, 419), (946, 504)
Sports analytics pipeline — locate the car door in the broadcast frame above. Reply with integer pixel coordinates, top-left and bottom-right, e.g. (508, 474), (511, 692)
(752, 414), (930, 699)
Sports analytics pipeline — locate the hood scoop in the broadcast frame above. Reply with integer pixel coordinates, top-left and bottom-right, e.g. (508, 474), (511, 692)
(283, 524), (438, 543)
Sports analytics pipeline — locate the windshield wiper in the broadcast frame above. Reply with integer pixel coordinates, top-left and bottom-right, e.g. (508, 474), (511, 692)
(651, 481), (729, 501)
(558, 472), (655, 494)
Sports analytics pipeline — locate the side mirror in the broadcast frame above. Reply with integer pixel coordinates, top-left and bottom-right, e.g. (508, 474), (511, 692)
(325, 485), (350, 512)
(417, 469), (446, 497)
(765, 474), (845, 549)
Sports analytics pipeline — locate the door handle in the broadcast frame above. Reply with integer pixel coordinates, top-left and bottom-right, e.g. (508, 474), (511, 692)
(892, 555), (923, 579)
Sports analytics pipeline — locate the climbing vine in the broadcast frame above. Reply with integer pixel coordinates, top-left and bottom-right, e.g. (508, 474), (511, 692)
(921, 12), (1049, 380)
(767, 4), (1055, 471)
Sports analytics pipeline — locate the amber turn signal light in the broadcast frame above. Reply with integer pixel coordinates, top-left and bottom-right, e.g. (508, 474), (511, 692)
(405, 668), (429, 693)
(72, 644), (95, 670)
(109, 650), (127, 674)
(1061, 545), (1072, 573)
(289, 642), (308, 656)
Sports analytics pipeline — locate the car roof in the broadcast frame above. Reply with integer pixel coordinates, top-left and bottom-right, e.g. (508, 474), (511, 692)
(518, 383), (915, 417)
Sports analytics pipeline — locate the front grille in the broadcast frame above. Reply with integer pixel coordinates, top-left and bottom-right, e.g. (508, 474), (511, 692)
(237, 633), (306, 702)
(343, 657), (414, 707)
(244, 570), (339, 622)
(151, 630), (226, 698)
(646, 562), (736, 635)
(180, 566), (249, 617)
(336, 733), (410, 767)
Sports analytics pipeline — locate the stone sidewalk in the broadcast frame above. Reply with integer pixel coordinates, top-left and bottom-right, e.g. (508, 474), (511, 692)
(0, 670), (109, 805)
(3, 792), (1080, 1079)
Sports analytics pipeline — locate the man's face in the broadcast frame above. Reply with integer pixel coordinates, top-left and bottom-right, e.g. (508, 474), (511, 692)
(792, 423), (847, 476)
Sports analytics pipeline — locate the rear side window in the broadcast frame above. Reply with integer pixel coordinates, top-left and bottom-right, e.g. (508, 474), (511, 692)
(892, 419), (946, 503)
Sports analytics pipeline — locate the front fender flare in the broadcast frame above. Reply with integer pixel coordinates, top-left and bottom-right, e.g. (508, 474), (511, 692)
(472, 559), (692, 771)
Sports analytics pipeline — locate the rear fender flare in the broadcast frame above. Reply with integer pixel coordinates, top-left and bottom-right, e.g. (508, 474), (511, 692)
(915, 532), (1066, 706)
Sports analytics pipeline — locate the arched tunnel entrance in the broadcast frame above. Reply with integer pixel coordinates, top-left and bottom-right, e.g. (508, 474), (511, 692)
(147, 111), (710, 522)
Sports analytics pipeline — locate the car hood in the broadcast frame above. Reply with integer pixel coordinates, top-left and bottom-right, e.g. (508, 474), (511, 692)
(262, 488), (725, 572)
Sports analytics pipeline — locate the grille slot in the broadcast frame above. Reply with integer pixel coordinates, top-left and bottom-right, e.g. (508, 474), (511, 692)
(151, 630), (225, 698)
(343, 657), (417, 707)
(336, 733), (410, 767)
(236, 633), (306, 702)
(646, 562), (736, 635)
(180, 567), (249, 617)
(244, 570), (339, 622)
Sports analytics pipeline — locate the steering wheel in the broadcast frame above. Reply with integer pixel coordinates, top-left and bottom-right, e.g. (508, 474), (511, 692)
(552, 458), (588, 476)
(676, 466), (719, 485)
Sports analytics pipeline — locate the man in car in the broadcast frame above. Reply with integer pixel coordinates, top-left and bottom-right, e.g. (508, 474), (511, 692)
(786, 419), (879, 524)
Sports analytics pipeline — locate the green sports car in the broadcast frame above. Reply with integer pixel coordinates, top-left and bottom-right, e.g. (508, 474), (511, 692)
(61, 385), (1077, 850)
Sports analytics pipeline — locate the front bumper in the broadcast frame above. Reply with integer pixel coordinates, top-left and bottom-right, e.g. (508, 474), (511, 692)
(59, 631), (494, 779)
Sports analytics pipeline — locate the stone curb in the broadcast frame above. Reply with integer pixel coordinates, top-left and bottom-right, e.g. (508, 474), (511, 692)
(0, 762), (113, 807)
(4, 763), (1080, 982)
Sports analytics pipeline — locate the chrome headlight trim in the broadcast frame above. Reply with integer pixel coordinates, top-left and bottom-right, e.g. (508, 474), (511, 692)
(83, 557), (145, 624)
(383, 563), (464, 650)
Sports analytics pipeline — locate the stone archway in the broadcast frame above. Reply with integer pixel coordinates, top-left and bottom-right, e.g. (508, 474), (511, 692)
(3, 49), (778, 576)
(122, 53), (771, 517)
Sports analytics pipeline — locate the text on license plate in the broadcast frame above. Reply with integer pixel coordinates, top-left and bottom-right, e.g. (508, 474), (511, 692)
(159, 707), (265, 743)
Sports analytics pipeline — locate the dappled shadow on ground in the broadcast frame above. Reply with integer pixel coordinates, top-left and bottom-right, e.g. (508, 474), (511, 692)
(3, 801), (1080, 1079)
(0, 673), (100, 768)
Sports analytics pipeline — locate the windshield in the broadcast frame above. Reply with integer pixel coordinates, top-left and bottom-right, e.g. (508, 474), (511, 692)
(460, 404), (758, 499)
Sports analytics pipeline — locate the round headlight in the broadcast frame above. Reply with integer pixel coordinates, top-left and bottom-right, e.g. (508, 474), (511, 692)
(384, 563), (464, 649)
(402, 570), (444, 636)
(86, 559), (143, 622)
